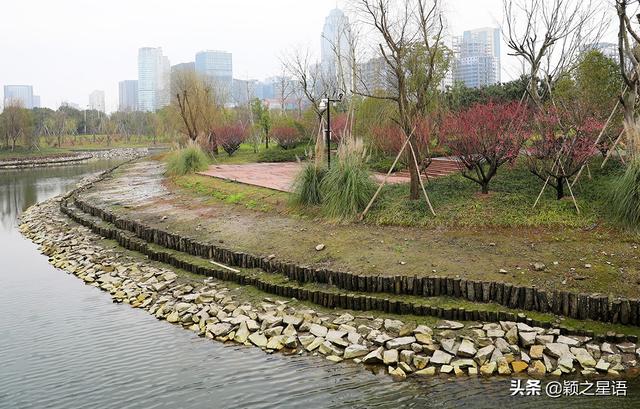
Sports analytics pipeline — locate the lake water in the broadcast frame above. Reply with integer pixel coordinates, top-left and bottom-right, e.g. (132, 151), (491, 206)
(1, 160), (638, 408)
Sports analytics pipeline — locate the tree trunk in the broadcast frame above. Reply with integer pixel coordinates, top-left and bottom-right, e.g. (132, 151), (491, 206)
(481, 182), (489, 194)
(408, 137), (420, 200)
(209, 132), (219, 155)
(265, 132), (269, 150)
(556, 177), (565, 200)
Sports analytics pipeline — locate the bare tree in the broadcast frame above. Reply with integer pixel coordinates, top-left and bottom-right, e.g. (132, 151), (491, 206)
(284, 48), (328, 127)
(351, 0), (447, 200)
(276, 66), (295, 114)
(616, 0), (640, 136)
(503, 0), (607, 107)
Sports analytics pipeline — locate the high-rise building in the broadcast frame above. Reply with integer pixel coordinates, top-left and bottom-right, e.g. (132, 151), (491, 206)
(195, 50), (233, 102)
(453, 27), (501, 88)
(118, 80), (138, 111)
(89, 90), (105, 112)
(3, 85), (34, 109)
(138, 47), (171, 112)
(586, 42), (618, 61)
(321, 8), (353, 93)
(32, 95), (41, 108)
(232, 78), (261, 107)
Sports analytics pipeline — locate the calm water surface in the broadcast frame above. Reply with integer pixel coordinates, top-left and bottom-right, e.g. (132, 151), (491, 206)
(1, 160), (639, 408)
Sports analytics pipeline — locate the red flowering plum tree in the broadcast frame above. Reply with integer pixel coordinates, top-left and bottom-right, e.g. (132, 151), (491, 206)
(528, 108), (599, 199)
(442, 102), (529, 194)
(215, 122), (247, 156)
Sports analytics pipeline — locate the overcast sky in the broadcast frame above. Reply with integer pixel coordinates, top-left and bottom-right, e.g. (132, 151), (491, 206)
(0, 0), (614, 112)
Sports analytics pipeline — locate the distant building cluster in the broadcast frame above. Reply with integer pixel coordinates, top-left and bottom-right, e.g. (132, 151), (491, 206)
(3, 85), (40, 109)
(2, 8), (623, 114)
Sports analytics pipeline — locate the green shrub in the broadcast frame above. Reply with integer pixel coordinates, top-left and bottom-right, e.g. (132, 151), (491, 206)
(321, 138), (376, 219)
(368, 155), (407, 173)
(612, 157), (640, 230)
(257, 145), (307, 162)
(166, 144), (209, 176)
(292, 161), (326, 206)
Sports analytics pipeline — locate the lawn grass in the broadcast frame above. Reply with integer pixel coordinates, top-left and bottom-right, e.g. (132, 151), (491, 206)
(171, 173), (292, 213)
(1, 135), (169, 161)
(0, 146), (72, 160)
(367, 158), (624, 228)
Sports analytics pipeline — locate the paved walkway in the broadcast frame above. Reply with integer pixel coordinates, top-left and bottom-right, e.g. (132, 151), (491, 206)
(198, 162), (417, 192)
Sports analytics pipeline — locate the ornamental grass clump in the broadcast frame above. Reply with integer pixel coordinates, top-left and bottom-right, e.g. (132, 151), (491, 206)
(612, 121), (640, 229)
(166, 144), (209, 176)
(291, 161), (326, 206)
(320, 137), (375, 220)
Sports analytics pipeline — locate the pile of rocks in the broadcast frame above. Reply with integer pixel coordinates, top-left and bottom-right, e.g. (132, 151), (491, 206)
(19, 194), (640, 381)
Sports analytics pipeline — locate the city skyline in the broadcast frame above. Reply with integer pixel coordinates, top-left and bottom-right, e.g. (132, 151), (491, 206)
(1, 0), (617, 112)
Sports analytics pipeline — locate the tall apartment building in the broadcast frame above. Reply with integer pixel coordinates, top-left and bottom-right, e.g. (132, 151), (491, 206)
(453, 27), (501, 88)
(586, 42), (618, 61)
(195, 50), (232, 102)
(321, 8), (353, 93)
(3, 85), (34, 109)
(89, 90), (105, 112)
(118, 80), (138, 111)
(138, 47), (170, 111)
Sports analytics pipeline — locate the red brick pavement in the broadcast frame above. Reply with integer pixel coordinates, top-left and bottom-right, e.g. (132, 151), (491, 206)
(198, 158), (459, 192)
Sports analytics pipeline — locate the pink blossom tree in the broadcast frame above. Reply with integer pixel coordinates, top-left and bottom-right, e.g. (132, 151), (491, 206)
(271, 125), (301, 149)
(442, 102), (529, 194)
(528, 108), (599, 199)
(215, 122), (247, 156)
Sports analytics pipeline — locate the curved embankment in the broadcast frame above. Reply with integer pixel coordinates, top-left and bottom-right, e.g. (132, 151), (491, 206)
(20, 164), (640, 379)
(70, 164), (640, 329)
(0, 153), (93, 169)
(0, 147), (149, 169)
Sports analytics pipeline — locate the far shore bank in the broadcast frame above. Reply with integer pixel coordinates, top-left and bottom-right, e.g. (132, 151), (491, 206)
(0, 147), (158, 169)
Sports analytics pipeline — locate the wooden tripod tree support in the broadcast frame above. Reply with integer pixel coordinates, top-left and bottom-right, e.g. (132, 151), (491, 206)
(572, 98), (622, 187)
(359, 135), (411, 221)
(359, 126), (435, 220)
(601, 128), (627, 168)
(408, 138), (436, 216)
(532, 150), (580, 214)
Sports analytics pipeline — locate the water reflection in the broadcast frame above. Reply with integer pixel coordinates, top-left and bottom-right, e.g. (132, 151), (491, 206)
(0, 161), (119, 230)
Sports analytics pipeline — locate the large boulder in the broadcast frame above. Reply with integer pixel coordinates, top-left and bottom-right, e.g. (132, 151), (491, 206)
(386, 336), (416, 350)
(343, 344), (369, 359)
(362, 347), (384, 364)
(430, 350), (453, 365)
(457, 339), (477, 358)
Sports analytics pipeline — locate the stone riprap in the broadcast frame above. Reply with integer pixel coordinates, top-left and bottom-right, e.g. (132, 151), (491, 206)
(18, 176), (640, 380)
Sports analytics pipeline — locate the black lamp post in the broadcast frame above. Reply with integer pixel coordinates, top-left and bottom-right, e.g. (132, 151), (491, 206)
(319, 93), (343, 169)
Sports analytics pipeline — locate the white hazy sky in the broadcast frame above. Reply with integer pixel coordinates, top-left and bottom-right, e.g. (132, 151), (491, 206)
(0, 0), (614, 112)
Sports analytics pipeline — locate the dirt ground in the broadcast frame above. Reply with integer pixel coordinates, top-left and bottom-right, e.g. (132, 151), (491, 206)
(80, 160), (640, 299)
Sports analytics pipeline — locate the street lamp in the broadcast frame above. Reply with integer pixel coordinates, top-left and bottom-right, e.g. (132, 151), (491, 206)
(319, 92), (343, 169)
